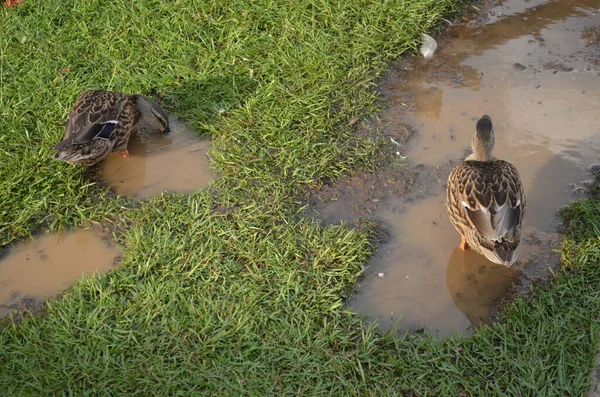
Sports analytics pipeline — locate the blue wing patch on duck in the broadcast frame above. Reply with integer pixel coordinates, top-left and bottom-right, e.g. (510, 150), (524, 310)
(96, 121), (118, 140)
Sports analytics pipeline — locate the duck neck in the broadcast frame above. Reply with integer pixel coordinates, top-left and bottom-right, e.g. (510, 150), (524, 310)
(133, 95), (170, 132)
(467, 128), (495, 161)
(467, 148), (494, 162)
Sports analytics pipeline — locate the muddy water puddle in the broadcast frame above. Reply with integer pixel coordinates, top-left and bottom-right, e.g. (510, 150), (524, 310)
(347, 192), (560, 336)
(317, 0), (600, 336)
(98, 115), (213, 199)
(0, 228), (121, 317)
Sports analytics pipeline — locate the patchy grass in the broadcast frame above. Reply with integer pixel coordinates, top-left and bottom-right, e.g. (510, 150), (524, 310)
(1, 0), (600, 395)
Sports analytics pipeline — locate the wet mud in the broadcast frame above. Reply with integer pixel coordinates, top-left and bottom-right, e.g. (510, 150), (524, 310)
(0, 228), (121, 318)
(310, 0), (600, 336)
(97, 115), (213, 200)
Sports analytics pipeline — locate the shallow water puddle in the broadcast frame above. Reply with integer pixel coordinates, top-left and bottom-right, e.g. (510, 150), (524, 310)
(0, 228), (121, 316)
(349, 194), (525, 334)
(347, 0), (600, 336)
(99, 115), (213, 199)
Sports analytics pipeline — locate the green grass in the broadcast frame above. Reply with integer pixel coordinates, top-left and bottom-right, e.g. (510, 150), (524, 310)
(1, 0), (600, 395)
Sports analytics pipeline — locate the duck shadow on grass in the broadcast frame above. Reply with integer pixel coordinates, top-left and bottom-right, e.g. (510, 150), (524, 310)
(152, 74), (259, 134)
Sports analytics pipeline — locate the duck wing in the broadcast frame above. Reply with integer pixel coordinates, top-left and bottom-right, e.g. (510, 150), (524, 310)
(466, 200), (522, 242)
(461, 160), (524, 243)
(56, 90), (129, 150)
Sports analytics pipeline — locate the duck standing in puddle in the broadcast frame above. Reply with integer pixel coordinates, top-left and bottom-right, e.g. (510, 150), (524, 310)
(446, 115), (526, 266)
(53, 90), (170, 166)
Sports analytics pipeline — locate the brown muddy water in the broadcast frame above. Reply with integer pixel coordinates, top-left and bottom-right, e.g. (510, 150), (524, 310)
(315, 0), (600, 337)
(98, 115), (213, 199)
(0, 228), (121, 317)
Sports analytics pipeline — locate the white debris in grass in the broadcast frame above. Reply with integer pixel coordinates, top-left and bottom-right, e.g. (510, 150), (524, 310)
(419, 33), (438, 59)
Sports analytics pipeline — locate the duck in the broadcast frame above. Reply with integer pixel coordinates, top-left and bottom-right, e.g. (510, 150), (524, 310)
(446, 115), (526, 266)
(53, 90), (170, 166)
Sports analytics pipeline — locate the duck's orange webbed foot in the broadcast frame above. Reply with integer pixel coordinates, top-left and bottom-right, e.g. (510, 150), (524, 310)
(459, 236), (468, 251)
(121, 149), (130, 158)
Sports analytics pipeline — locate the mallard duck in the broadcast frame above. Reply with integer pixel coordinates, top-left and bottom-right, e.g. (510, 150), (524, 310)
(53, 90), (170, 166)
(446, 115), (526, 266)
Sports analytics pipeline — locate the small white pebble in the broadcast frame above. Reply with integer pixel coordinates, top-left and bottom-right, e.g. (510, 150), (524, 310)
(378, 273), (385, 278)
(406, 276), (410, 279)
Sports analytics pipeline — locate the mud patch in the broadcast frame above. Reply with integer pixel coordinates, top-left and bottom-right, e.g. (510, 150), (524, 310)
(0, 227), (121, 318)
(98, 115), (213, 199)
(311, 0), (599, 336)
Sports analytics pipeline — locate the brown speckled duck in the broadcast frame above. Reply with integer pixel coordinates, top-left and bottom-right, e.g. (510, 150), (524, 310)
(446, 115), (526, 266)
(53, 90), (170, 166)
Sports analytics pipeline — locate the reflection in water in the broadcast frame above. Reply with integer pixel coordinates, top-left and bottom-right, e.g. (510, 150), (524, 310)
(99, 115), (213, 199)
(348, 194), (528, 336)
(446, 247), (522, 328)
(0, 228), (121, 317)
(348, 0), (599, 337)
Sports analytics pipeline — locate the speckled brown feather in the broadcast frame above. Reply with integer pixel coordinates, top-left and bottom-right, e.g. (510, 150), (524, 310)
(53, 90), (141, 166)
(446, 159), (526, 265)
